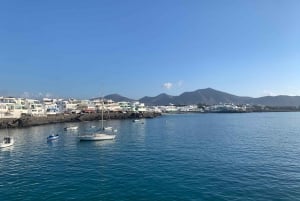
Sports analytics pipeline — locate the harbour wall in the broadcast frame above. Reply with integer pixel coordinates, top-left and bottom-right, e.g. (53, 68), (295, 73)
(0, 111), (161, 129)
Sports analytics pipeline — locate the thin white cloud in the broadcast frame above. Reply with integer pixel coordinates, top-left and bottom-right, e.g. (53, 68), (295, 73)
(21, 92), (31, 98)
(163, 82), (173, 90)
(20, 91), (54, 99)
(262, 89), (300, 97)
(45, 92), (52, 98)
(262, 90), (277, 96)
(162, 80), (184, 91)
(177, 80), (184, 88)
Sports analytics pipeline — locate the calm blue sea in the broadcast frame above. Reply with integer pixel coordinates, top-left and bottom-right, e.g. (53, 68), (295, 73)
(1, 113), (300, 201)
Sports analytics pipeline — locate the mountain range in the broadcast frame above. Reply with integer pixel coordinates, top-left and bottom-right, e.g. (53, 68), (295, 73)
(104, 88), (300, 107)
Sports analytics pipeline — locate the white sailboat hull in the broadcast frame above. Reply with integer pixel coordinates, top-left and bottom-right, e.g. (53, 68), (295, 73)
(78, 133), (115, 141)
(0, 137), (14, 148)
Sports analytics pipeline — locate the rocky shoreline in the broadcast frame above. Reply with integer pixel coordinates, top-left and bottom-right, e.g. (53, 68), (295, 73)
(0, 111), (161, 129)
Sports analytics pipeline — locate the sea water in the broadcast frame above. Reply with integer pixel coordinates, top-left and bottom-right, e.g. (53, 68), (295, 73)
(1, 113), (300, 201)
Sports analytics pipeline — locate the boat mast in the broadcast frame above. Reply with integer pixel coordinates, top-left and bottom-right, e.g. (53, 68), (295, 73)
(6, 124), (9, 136)
(101, 98), (104, 130)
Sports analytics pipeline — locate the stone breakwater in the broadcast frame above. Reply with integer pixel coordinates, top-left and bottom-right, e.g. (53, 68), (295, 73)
(0, 111), (161, 129)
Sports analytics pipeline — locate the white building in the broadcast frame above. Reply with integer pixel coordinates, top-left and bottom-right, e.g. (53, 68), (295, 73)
(0, 97), (28, 118)
(178, 105), (202, 112)
(43, 98), (62, 115)
(26, 99), (45, 116)
(160, 104), (179, 113)
(104, 100), (123, 112)
(132, 102), (147, 112)
(205, 103), (246, 113)
(61, 99), (80, 113)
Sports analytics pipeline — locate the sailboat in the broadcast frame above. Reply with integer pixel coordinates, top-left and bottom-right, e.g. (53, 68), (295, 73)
(103, 110), (117, 132)
(0, 127), (14, 148)
(78, 99), (116, 141)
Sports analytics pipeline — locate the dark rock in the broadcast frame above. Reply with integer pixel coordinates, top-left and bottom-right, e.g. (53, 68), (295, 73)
(0, 112), (161, 129)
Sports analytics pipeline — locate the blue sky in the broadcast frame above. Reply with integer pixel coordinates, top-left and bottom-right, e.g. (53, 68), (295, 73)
(0, 0), (300, 99)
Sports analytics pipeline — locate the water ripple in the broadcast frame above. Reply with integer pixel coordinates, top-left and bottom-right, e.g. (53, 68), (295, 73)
(1, 114), (300, 200)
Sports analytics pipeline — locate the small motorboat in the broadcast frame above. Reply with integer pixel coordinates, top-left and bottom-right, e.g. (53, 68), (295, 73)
(47, 134), (59, 141)
(0, 136), (14, 148)
(64, 126), (78, 131)
(103, 126), (113, 131)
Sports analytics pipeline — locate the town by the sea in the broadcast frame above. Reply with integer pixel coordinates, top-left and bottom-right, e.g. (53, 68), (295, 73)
(1, 112), (300, 201)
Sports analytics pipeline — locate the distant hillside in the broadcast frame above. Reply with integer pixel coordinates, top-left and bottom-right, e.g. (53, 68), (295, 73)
(104, 94), (135, 102)
(139, 93), (175, 106)
(176, 88), (251, 105)
(244, 96), (300, 107)
(103, 88), (300, 107)
(139, 88), (251, 106)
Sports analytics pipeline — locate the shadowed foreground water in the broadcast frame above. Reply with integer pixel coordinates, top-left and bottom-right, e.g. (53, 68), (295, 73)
(1, 113), (300, 201)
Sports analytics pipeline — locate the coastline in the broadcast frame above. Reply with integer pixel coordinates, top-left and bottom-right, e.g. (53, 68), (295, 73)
(0, 111), (161, 129)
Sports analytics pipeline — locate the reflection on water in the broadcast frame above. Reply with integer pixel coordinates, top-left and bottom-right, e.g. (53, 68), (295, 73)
(46, 140), (59, 147)
(77, 139), (116, 147)
(0, 145), (14, 153)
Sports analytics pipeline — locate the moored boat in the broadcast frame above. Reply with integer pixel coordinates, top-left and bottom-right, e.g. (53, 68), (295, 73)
(47, 134), (59, 141)
(104, 126), (113, 130)
(0, 136), (14, 148)
(78, 133), (116, 141)
(78, 99), (116, 141)
(64, 126), (78, 131)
